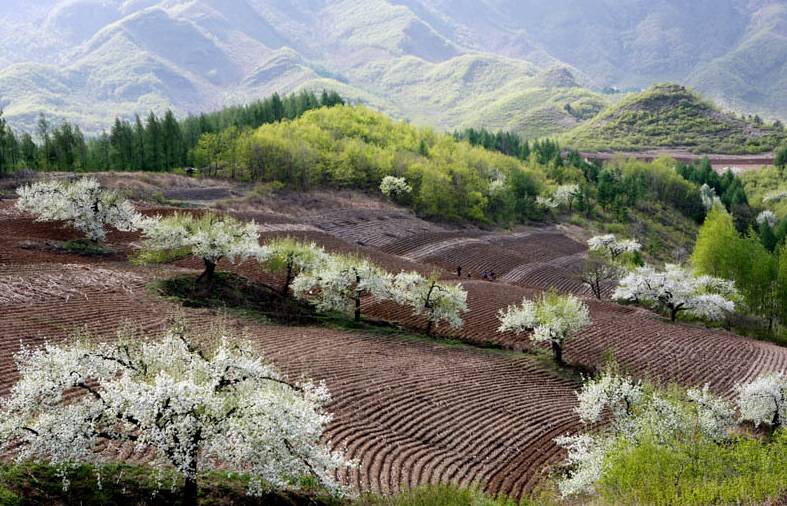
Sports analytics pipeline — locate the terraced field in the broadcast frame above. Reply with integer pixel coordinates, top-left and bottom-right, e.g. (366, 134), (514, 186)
(0, 208), (581, 500)
(2, 192), (787, 499)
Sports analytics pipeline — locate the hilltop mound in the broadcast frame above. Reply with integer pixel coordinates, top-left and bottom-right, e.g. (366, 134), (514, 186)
(562, 84), (785, 154)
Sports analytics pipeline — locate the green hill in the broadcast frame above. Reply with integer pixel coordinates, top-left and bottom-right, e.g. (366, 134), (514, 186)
(561, 84), (785, 154)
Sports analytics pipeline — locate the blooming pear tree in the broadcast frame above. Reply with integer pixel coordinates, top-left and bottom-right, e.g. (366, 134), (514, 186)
(138, 212), (260, 285)
(259, 237), (329, 296)
(0, 322), (351, 505)
(700, 184), (722, 210)
(735, 373), (787, 429)
(757, 210), (778, 228)
(497, 291), (591, 366)
(613, 264), (737, 322)
(577, 254), (622, 300)
(389, 271), (468, 335)
(15, 178), (141, 242)
(554, 184), (581, 211)
(379, 176), (412, 200)
(587, 234), (641, 262)
(292, 254), (391, 322)
(579, 235), (641, 299)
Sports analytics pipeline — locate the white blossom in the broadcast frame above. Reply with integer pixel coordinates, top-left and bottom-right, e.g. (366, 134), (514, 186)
(488, 176), (506, 196)
(259, 238), (330, 294)
(389, 271), (468, 333)
(554, 434), (610, 498)
(553, 184), (581, 207)
(687, 384), (736, 440)
(756, 210), (778, 228)
(379, 176), (412, 199)
(536, 196), (559, 209)
(498, 291), (590, 363)
(138, 213), (260, 280)
(699, 184), (722, 211)
(735, 373), (787, 428)
(613, 264), (737, 322)
(587, 234), (641, 260)
(0, 322), (352, 497)
(575, 372), (643, 428)
(15, 178), (141, 242)
(292, 254), (391, 319)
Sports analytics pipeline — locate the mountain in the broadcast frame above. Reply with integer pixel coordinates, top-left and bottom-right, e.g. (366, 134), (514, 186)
(0, 0), (783, 136)
(562, 84), (785, 154)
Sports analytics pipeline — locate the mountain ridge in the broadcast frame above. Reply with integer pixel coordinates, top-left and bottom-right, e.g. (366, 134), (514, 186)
(0, 0), (783, 136)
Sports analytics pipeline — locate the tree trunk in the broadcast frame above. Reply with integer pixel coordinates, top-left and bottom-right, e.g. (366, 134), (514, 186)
(425, 319), (434, 337)
(592, 280), (602, 300)
(551, 341), (564, 367)
(670, 307), (679, 323)
(183, 475), (198, 506)
(283, 262), (294, 297)
(196, 259), (216, 285)
(354, 274), (362, 322)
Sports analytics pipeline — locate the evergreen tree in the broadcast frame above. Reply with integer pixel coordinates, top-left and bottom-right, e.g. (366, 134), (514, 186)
(19, 132), (37, 169)
(161, 110), (183, 170)
(144, 112), (163, 171)
(133, 115), (145, 171)
(36, 113), (52, 171)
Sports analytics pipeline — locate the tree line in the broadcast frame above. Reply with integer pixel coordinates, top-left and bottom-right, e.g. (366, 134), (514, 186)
(0, 89), (345, 175)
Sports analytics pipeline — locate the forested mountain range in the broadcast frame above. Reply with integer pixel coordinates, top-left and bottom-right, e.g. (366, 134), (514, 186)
(0, 0), (784, 136)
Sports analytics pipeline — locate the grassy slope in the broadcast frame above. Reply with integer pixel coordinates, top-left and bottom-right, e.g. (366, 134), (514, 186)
(561, 84), (785, 154)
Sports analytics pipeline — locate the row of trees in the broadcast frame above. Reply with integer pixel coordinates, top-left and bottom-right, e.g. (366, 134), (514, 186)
(0, 90), (345, 174)
(15, 178), (469, 335)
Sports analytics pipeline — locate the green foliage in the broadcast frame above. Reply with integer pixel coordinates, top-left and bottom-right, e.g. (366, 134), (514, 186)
(741, 166), (787, 219)
(776, 142), (787, 169)
(562, 84), (785, 154)
(692, 206), (787, 327)
(209, 105), (544, 224)
(132, 245), (192, 265)
(598, 430), (787, 506)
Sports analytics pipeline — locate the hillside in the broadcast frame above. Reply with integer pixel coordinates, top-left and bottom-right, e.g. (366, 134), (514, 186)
(0, 0), (785, 136)
(561, 84), (786, 154)
(2, 173), (787, 502)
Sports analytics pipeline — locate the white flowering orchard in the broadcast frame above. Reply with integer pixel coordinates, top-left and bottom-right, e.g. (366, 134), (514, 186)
(292, 254), (391, 322)
(379, 176), (412, 200)
(138, 212), (260, 284)
(389, 271), (468, 335)
(497, 291), (591, 365)
(613, 264), (737, 322)
(555, 371), (736, 498)
(735, 372), (787, 429)
(15, 178), (141, 242)
(0, 322), (351, 505)
(259, 237), (329, 296)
